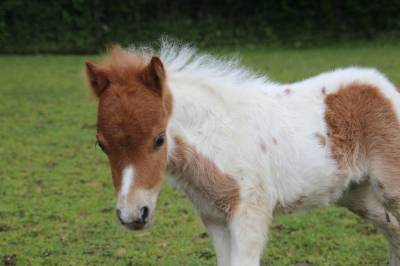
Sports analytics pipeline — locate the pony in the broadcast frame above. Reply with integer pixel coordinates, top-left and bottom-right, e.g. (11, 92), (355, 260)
(84, 40), (400, 266)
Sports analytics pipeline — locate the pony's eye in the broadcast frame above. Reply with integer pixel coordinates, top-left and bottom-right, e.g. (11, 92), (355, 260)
(154, 133), (165, 149)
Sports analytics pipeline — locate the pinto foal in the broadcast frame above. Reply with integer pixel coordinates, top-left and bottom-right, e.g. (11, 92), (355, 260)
(85, 42), (400, 266)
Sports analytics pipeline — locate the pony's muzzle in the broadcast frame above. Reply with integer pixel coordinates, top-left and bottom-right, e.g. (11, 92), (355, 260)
(116, 207), (150, 230)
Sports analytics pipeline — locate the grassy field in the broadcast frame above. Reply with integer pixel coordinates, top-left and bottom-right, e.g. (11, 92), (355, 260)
(2, 43), (400, 265)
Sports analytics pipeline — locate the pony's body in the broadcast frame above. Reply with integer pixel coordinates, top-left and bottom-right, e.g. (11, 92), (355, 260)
(167, 65), (398, 212)
(85, 42), (400, 266)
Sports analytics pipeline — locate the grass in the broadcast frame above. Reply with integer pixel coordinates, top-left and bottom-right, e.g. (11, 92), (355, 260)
(2, 43), (400, 265)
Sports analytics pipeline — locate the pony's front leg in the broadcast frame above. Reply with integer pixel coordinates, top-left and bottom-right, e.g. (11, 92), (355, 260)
(201, 216), (231, 266)
(228, 203), (272, 266)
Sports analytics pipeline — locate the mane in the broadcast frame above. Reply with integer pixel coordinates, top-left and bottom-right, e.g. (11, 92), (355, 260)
(125, 39), (272, 92)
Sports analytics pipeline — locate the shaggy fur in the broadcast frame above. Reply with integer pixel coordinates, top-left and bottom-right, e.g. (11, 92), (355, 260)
(85, 40), (400, 266)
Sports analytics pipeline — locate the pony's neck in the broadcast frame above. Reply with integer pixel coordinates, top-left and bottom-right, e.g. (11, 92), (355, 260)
(165, 76), (279, 147)
(165, 77), (279, 167)
(164, 82), (245, 217)
(166, 81), (233, 155)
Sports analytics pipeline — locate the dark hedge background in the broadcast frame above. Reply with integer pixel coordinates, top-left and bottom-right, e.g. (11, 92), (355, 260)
(1, 0), (400, 53)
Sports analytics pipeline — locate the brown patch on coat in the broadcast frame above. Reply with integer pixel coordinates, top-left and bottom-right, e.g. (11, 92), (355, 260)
(260, 142), (267, 153)
(85, 45), (173, 192)
(314, 132), (327, 147)
(272, 137), (278, 145)
(284, 88), (292, 95)
(324, 83), (400, 190)
(169, 136), (240, 216)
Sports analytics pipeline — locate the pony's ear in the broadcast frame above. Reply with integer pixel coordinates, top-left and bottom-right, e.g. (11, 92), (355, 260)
(142, 56), (166, 96)
(85, 61), (109, 97)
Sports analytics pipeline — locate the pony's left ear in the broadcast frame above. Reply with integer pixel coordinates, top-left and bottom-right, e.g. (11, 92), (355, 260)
(85, 61), (109, 98)
(142, 56), (166, 96)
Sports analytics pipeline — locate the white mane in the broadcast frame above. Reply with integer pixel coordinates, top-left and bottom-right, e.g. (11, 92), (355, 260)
(127, 40), (273, 93)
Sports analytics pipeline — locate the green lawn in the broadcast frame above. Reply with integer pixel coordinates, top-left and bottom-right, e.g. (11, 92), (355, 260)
(2, 43), (400, 265)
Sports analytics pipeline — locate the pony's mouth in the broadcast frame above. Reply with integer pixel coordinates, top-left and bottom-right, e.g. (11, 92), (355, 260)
(123, 220), (148, 230)
(117, 214), (152, 230)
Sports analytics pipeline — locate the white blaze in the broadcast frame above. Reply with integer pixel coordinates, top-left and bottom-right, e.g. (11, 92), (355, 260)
(121, 165), (135, 196)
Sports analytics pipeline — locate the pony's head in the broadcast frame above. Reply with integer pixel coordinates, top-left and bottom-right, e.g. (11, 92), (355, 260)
(85, 46), (172, 230)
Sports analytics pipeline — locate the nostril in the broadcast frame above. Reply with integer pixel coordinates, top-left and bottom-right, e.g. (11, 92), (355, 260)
(140, 206), (149, 222)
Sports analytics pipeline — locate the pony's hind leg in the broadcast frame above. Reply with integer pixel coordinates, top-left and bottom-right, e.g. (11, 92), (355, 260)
(339, 180), (400, 266)
(372, 178), (400, 226)
(369, 156), (400, 225)
(366, 96), (400, 224)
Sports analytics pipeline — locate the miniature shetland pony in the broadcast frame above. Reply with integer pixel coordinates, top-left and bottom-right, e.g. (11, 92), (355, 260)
(85, 41), (400, 266)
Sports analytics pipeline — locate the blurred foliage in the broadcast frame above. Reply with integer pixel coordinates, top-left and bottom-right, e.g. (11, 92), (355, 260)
(1, 0), (400, 53)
